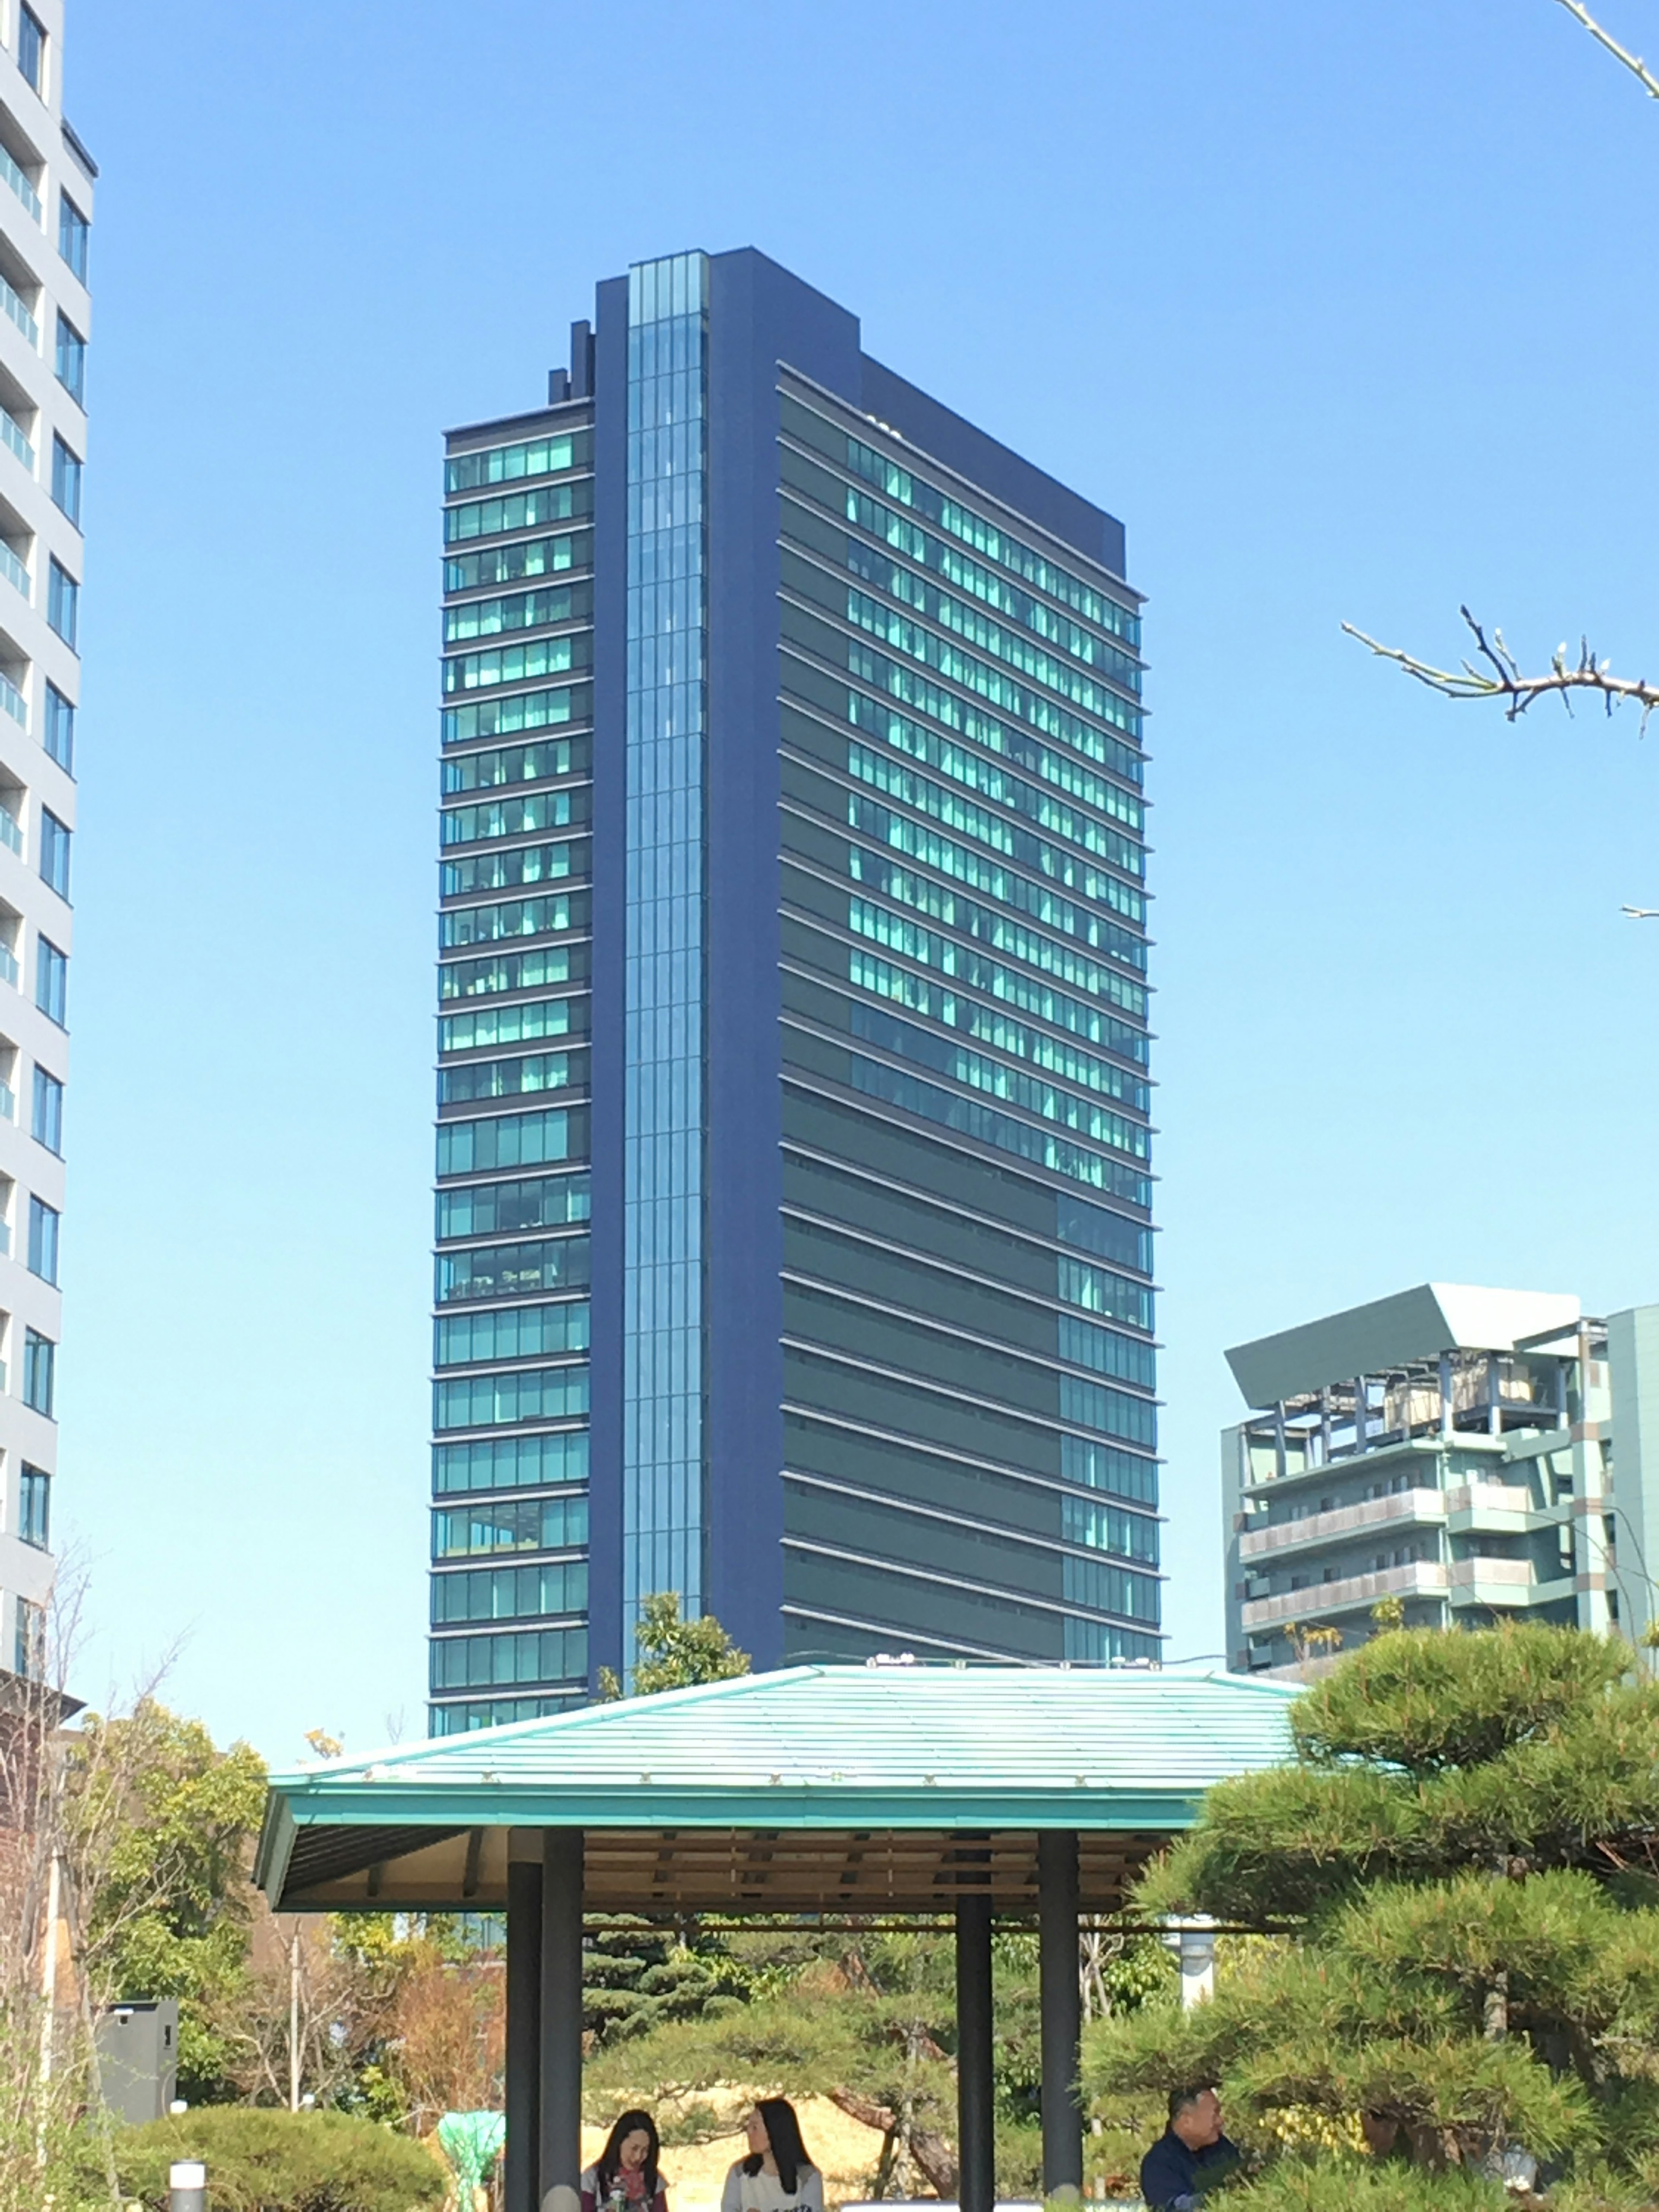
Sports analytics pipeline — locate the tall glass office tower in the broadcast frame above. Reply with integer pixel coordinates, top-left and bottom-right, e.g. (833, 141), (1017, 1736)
(429, 250), (1158, 1731)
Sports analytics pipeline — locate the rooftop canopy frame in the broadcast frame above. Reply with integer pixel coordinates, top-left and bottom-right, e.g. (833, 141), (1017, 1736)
(255, 1666), (1299, 2212)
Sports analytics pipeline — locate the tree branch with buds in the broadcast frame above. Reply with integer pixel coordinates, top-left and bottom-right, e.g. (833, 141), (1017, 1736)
(1553, 0), (1659, 99)
(1343, 608), (1659, 726)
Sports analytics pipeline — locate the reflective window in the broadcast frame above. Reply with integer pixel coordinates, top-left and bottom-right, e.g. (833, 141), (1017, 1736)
(433, 1493), (589, 1558)
(30, 1066), (60, 1152)
(43, 684), (72, 771)
(50, 436), (80, 526)
(1061, 1434), (1158, 1506)
(46, 560), (76, 648)
(1057, 1313), (1154, 1389)
(54, 315), (84, 407)
(17, 6), (43, 92)
(1057, 1255), (1154, 1335)
(437, 1048), (583, 1107)
(431, 1558), (588, 1624)
(443, 682), (591, 747)
(435, 1301), (589, 1367)
(1063, 1553), (1160, 1624)
(441, 786), (588, 845)
(439, 995), (586, 1055)
(849, 741), (1141, 888)
(436, 1236), (591, 1306)
(445, 529), (591, 594)
(439, 942), (586, 1002)
(443, 581), (589, 642)
(1058, 1373), (1156, 1450)
(849, 794), (1144, 937)
(1062, 1492), (1159, 1566)
(22, 1326), (53, 1415)
(26, 1194), (57, 1284)
(439, 891), (585, 950)
(436, 1171), (589, 1240)
(434, 1107), (584, 1176)
(428, 1625), (587, 1690)
(35, 938), (65, 1027)
(1063, 1618), (1161, 1664)
(445, 429), (590, 493)
(19, 1461), (48, 1547)
(57, 193), (88, 284)
(442, 839), (587, 901)
(441, 734), (585, 795)
(1057, 1198), (1154, 1274)
(38, 809), (69, 898)
(442, 629), (591, 695)
(433, 1365), (590, 1431)
(444, 478), (592, 545)
(432, 1430), (589, 1495)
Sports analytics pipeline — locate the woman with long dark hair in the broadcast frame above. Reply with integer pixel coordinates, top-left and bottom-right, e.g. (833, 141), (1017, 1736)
(720, 2098), (823, 2212)
(582, 2110), (668, 2212)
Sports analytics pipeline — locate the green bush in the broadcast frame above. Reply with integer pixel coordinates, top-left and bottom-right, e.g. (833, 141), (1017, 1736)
(114, 2106), (448, 2212)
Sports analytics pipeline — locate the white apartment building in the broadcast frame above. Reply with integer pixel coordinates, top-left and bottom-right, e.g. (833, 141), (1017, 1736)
(0, 0), (92, 1681)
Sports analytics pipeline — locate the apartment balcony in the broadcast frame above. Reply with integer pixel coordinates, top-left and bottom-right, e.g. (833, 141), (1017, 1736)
(0, 147), (39, 226)
(0, 410), (30, 475)
(1241, 1559), (1449, 1630)
(0, 275), (36, 352)
(1446, 1482), (1543, 1535)
(1448, 1555), (1538, 1608)
(1240, 1487), (1446, 1562)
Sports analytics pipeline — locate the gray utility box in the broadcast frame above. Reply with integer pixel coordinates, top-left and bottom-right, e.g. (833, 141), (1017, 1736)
(95, 1998), (179, 2123)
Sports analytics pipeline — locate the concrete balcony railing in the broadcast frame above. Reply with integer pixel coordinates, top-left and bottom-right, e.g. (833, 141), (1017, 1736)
(1241, 1488), (1445, 1561)
(1449, 1556), (1535, 1604)
(1241, 1559), (1449, 1631)
(1446, 1483), (1539, 1528)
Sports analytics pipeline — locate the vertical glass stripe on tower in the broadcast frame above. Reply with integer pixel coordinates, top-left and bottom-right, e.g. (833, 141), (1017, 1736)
(623, 252), (710, 1645)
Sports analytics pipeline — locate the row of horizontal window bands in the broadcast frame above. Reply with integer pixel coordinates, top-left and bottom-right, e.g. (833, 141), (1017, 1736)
(782, 1602), (1160, 1673)
(780, 1200), (1154, 1358)
(442, 578), (593, 651)
(777, 383), (1141, 640)
(777, 461), (1144, 709)
(784, 907), (1150, 1115)
(440, 780), (591, 852)
(784, 1397), (1158, 1535)
(785, 1536), (1159, 1644)
(780, 635), (1147, 894)
(428, 1625), (588, 1697)
(440, 833), (590, 905)
(782, 652), (1147, 889)
(782, 1550), (1157, 1665)
(782, 865), (1148, 1089)
(445, 525), (594, 603)
(779, 534), (1143, 760)
(782, 979), (1153, 1189)
(773, 427), (1144, 679)
(444, 422), (594, 499)
(431, 1489), (589, 1560)
(784, 1056), (1150, 1246)
(783, 1514), (1160, 1632)
(441, 622), (594, 699)
(437, 986), (590, 1064)
(785, 1461), (1158, 1580)
(779, 707), (1150, 978)
(429, 1556), (588, 1628)
(779, 1268), (1155, 1436)
(443, 464), (594, 545)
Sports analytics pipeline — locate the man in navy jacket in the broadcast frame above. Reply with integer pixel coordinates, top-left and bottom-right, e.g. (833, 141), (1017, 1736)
(1139, 2086), (1240, 2209)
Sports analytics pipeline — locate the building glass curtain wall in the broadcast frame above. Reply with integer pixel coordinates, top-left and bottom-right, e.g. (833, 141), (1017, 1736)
(622, 252), (709, 1643)
(429, 248), (1161, 1718)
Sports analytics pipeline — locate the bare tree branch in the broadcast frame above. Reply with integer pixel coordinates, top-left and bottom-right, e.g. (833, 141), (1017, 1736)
(1342, 607), (1659, 725)
(1554, 0), (1659, 99)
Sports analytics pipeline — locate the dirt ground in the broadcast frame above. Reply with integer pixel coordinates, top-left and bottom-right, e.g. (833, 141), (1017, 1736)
(581, 2098), (890, 2212)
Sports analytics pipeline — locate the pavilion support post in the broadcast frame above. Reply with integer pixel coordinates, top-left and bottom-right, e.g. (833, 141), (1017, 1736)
(1038, 1831), (1083, 2205)
(506, 1853), (543, 2212)
(539, 1828), (585, 2212)
(955, 1893), (995, 2212)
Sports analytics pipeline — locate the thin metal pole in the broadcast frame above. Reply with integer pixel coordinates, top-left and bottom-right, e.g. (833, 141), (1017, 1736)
(540, 1829), (585, 2212)
(168, 2162), (207, 2212)
(506, 1856), (543, 2212)
(1038, 1832), (1083, 2203)
(955, 1893), (994, 2212)
(288, 1927), (301, 2112)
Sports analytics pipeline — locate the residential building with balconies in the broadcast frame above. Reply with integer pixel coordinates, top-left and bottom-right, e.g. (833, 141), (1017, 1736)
(1222, 1283), (1659, 1674)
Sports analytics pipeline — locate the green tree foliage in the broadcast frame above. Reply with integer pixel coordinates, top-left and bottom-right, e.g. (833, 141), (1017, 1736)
(64, 1699), (269, 2102)
(110, 2106), (446, 2212)
(585, 1916), (753, 2046)
(598, 1592), (750, 1699)
(1083, 1626), (1659, 2203)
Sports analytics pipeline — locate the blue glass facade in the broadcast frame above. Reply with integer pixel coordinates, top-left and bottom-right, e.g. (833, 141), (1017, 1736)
(621, 252), (710, 1646)
(430, 249), (1160, 1718)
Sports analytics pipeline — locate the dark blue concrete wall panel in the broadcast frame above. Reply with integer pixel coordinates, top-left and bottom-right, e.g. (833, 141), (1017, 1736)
(702, 249), (862, 1666)
(858, 355), (1126, 579)
(585, 272), (630, 1688)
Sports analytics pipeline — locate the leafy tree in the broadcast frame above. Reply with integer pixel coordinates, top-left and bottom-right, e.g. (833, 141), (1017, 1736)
(63, 1699), (269, 2102)
(1082, 1626), (1659, 2205)
(110, 2106), (446, 2212)
(585, 1915), (753, 2047)
(598, 1593), (750, 1699)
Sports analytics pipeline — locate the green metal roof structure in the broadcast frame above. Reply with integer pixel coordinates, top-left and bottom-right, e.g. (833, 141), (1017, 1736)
(256, 1663), (1300, 1917)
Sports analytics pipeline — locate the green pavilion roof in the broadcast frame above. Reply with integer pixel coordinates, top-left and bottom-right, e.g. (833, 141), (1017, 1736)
(256, 1665), (1300, 1917)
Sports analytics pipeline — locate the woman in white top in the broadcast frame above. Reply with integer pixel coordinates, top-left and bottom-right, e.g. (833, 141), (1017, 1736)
(720, 2098), (825, 2212)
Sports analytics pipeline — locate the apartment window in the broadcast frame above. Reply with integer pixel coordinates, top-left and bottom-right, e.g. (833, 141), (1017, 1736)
(22, 1327), (52, 1415)
(38, 809), (67, 897)
(13, 1596), (41, 1677)
(46, 560), (76, 648)
(16, 7), (43, 94)
(57, 194), (87, 285)
(54, 315), (84, 407)
(35, 937), (64, 1026)
(43, 684), (72, 772)
(26, 1195), (55, 1284)
(50, 437), (79, 527)
(18, 1462), (46, 1547)
(30, 1066), (59, 1151)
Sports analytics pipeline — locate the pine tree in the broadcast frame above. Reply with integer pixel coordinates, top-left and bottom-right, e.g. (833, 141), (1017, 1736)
(1081, 1626), (1659, 2208)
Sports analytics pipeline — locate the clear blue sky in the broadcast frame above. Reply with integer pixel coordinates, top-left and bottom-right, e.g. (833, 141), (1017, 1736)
(57, 0), (1659, 1757)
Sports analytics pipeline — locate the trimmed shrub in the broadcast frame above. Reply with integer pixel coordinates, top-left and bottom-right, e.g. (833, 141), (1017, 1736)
(114, 2106), (448, 2212)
